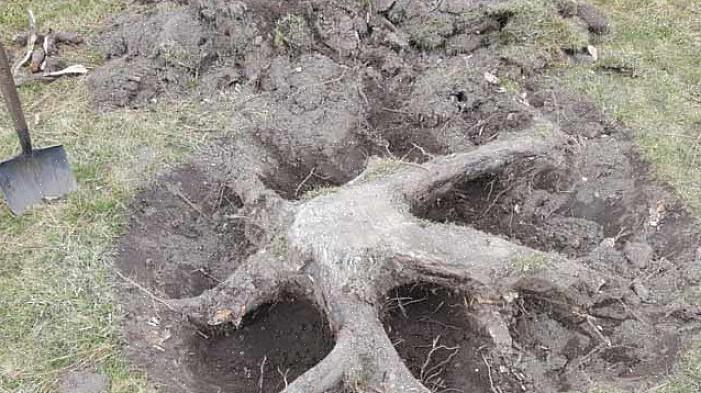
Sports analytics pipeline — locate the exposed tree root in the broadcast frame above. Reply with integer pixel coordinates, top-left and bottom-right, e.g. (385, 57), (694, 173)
(166, 122), (648, 391)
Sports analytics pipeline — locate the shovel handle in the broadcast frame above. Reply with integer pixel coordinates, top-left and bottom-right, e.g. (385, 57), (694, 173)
(0, 40), (32, 155)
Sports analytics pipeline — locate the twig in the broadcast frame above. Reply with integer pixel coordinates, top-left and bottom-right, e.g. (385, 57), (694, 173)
(111, 267), (177, 312)
(386, 295), (427, 318)
(419, 336), (460, 385)
(40, 34), (49, 70)
(295, 167), (316, 197)
(424, 345), (460, 388)
(585, 315), (612, 347)
(43, 64), (87, 77)
(191, 267), (223, 283)
(417, 317), (461, 331)
(481, 353), (502, 393)
(12, 9), (37, 76)
(15, 64), (90, 86)
(167, 184), (206, 217)
(258, 355), (267, 393)
(381, 107), (414, 115)
(420, 336), (441, 381)
(480, 182), (513, 218)
(411, 142), (436, 160)
(277, 366), (290, 390)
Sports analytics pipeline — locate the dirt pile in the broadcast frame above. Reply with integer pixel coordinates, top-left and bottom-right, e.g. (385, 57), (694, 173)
(106, 1), (700, 392)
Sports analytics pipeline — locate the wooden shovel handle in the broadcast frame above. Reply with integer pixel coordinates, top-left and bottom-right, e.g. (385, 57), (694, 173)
(0, 40), (32, 154)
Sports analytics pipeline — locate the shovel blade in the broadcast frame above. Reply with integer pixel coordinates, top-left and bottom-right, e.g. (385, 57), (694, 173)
(0, 145), (77, 215)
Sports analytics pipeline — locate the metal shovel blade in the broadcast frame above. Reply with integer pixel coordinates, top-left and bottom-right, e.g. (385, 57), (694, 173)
(0, 145), (77, 215)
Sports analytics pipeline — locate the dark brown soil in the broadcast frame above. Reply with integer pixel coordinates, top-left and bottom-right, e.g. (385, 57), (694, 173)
(116, 165), (249, 299)
(115, 165), (336, 393)
(101, 0), (701, 392)
(188, 296), (334, 393)
(382, 284), (508, 393)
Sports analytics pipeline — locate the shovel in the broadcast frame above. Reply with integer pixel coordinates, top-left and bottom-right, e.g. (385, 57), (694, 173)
(0, 40), (77, 215)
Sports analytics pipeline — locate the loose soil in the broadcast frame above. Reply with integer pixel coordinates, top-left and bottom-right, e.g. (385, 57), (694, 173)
(382, 284), (502, 393)
(101, 0), (701, 392)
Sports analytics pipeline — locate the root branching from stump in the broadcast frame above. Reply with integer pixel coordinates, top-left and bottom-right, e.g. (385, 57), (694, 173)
(157, 121), (635, 393)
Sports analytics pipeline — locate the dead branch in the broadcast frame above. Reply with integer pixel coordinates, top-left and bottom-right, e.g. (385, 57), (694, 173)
(295, 167), (316, 197)
(54, 31), (84, 45)
(12, 9), (37, 76)
(258, 355), (268, 393)
(15, 64), (88, 86)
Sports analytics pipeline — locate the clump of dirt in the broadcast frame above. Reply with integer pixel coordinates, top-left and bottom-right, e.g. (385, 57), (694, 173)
(104, 1), (701, 392)
(381, 283), (513, 393)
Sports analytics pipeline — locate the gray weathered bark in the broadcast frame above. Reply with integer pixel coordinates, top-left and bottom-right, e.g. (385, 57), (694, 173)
(169, 121), (617, 392)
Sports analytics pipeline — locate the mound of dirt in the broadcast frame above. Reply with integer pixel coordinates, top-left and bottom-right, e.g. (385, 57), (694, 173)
(107, 1), (701, 393)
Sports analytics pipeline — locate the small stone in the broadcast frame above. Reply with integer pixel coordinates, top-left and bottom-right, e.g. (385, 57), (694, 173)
(623, 241), (653, 269)
(59, 372), (109, 393)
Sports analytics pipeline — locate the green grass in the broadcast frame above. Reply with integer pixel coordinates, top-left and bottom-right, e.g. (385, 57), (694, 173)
(498, 0), (701, 390)
(0, 79), (214, 392)
(559, 0), (701, 216)
(0, 2), (223, 391)
(547, 0), (701, 391)
(0, 0), (127, 37)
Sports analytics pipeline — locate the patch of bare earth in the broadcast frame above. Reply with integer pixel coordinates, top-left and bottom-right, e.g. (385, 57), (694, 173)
(107, 1), (701, 392)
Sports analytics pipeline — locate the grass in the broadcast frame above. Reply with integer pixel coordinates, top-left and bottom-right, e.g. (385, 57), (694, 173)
(560, 0), (701, 216)
(0, 2), (224, 391)
(531, 0), (701, 391)
(0, 0), (699, 392)
(0, 81), (215, 392)
(511, 253), (549, 273)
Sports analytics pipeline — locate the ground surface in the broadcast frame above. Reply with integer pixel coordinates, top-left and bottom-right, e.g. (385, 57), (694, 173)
(0, 0), (700, 393)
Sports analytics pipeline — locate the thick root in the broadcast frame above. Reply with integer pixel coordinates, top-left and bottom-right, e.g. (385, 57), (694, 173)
(393, 119), (561, 205)
(168, 251), (300, 326)
(281, 341), (351, 393)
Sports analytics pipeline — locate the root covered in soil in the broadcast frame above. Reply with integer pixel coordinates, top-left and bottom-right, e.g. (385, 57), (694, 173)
(107, 1), (701, 392)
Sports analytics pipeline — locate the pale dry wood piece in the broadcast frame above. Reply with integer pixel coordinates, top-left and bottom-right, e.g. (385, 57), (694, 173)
(43, 64), (88, 77)
(40, 32), (58, 71)
(15, 64), (89, 86)
(12, 9), (37, 77)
